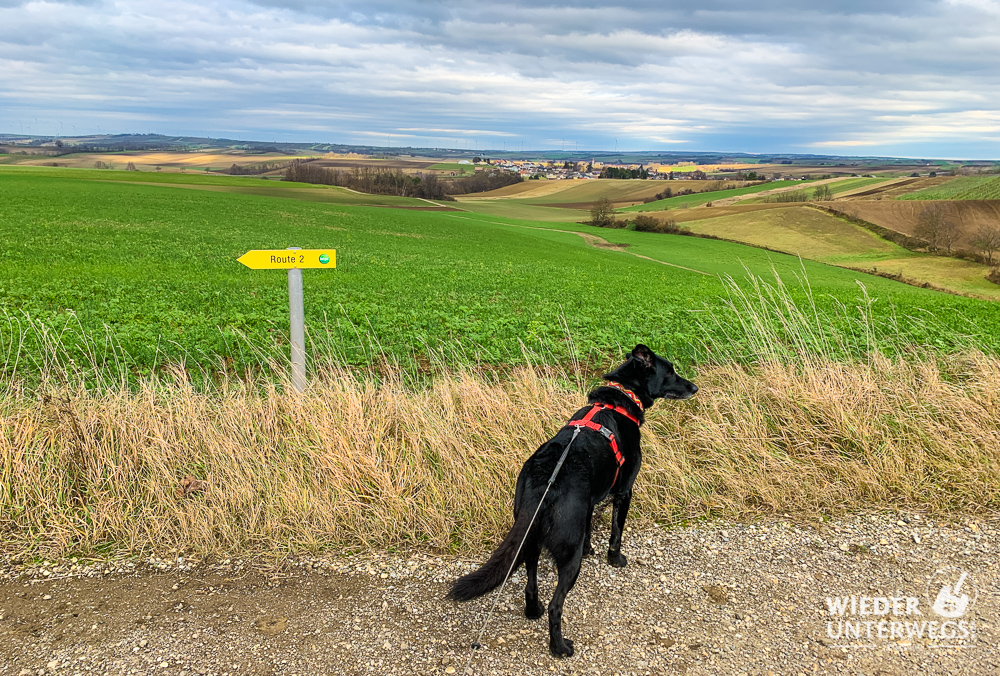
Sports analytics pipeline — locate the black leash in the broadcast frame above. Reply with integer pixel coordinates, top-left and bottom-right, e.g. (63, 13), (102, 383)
(463, 426), (581, 671)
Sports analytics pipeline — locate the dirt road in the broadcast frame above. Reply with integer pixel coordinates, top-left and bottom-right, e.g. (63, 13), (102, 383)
(2, 514), (996, 675)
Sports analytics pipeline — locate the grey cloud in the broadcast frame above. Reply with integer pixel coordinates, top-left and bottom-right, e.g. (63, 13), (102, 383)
(0, 0), (998, 156)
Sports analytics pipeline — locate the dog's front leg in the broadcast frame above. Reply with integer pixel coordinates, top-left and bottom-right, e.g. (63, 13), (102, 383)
(607, 490), (632, 567)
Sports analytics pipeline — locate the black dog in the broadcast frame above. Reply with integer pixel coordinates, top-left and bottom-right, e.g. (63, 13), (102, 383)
(448, 344), (697, 657)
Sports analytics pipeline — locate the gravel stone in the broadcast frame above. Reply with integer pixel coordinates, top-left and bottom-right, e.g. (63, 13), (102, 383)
(0, 513), (996, 675)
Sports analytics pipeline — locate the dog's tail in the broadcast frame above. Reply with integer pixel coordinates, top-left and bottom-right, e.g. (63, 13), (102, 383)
(447, 507), (535, 602)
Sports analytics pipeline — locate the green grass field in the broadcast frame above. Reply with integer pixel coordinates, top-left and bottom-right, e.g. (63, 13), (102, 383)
(428, 162), (475, 174)
(0, 165), (441, 207)
(896, 175), (1000, 200)
(2, 167), (997, 384)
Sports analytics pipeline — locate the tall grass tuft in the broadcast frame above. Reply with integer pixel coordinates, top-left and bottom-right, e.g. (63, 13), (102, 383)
(693, 265), (983, 365)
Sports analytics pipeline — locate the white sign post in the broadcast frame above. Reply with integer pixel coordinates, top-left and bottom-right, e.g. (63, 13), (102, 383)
(286, 247), (306, 393)
(237, 247), (336, 393)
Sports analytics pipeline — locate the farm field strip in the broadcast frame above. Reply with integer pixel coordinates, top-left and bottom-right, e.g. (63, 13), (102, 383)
(0, 166), (443, 207)
(897, 175), (1000, 200)
(9, 151), (306, 172)
(680, 205), (1000, 299)
(950, 175), (1000, 199)
(683, 206), (900, 261)
(428, 162), (475, 173)
(710, 176), (857, 205)
(466, 179), (723, 202)
(826, 176), (894, 195)
(830, 177), (909, 198)
(620, 180), (805, 212)
(735, 176), (867, 204)
(520, 179), (716, 205)
(660, 203), (796, 223)
(448, 198), (588, 222)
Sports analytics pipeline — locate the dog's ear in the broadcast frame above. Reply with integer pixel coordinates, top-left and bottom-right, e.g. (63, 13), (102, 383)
(631, 344), (655, 370)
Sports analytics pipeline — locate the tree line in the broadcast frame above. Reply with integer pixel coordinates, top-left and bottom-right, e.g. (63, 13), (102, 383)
(282, 159), (521, 198)
(599, 166), (649, 179)
(441, 168), (523, 194)
(916, 204), (1000, 265)
(228, 161), (290, 175)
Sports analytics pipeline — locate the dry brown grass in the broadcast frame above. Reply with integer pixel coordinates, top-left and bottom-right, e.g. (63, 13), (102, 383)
(3, 352), (998, 561)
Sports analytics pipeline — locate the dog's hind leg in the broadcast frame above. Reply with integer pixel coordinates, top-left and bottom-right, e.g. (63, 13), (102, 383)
(547, 540), (584, 658)
(607, 490), (632, 568)
(523, 538), (544, 620)
(582, 505), (595, 556)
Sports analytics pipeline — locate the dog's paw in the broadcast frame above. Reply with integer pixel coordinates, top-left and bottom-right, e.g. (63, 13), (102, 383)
(525, 601), (544, 619)
(607, 551), (628, 568)
(549, 638), (574, 658)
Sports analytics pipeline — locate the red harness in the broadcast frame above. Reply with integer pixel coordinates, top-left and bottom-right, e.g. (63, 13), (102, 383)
(566, 383), (644, 487)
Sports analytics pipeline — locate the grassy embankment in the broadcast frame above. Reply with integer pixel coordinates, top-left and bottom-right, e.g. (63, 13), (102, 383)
(2, 167), (998, 559)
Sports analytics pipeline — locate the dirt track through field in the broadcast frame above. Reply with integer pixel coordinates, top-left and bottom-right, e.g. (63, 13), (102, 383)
(445, 215), (712, 276)
(2, 515), (996, 676)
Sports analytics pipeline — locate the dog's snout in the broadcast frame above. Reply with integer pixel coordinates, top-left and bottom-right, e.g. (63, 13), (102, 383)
(690, 383), (699, 395)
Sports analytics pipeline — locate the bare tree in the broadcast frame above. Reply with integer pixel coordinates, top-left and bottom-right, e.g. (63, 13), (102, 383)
(971, 222), (1000, 264)
(813, 184), (833, 200)
(915, 204), (960, 253)
(589, 197), (618, 227)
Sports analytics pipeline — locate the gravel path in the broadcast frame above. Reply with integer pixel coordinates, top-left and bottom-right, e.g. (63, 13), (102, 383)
(2, 513), (997, 676)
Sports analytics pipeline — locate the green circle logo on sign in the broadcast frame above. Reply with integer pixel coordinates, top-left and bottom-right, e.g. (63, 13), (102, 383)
(319, 254), (330, 265)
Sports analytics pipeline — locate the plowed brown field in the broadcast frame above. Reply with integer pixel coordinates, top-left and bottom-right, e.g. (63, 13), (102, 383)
(652, 203), (790, 223)
(821, 199), (1000, 248)
(468, 179), (720, 202)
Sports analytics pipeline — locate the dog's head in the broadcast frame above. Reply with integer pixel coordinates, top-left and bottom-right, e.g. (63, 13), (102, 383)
(604, 344), (698, 406)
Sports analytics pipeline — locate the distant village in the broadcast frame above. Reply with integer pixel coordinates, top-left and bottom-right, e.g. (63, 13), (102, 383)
(470, 157), (797, 181)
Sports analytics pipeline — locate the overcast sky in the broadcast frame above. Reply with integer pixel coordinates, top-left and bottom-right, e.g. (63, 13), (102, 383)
(1, 0), (998, 157)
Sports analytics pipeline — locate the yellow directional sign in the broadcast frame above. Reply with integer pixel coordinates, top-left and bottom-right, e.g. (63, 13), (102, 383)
(238, 249), (336, 270)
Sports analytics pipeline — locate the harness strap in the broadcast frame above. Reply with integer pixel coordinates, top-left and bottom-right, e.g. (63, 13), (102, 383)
(566, 401), (641, 487)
